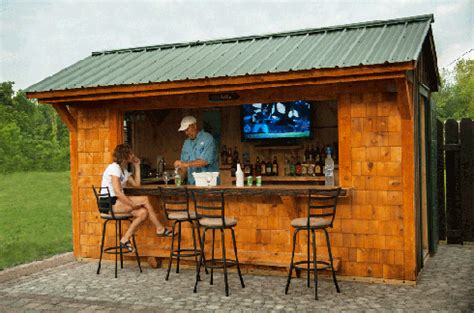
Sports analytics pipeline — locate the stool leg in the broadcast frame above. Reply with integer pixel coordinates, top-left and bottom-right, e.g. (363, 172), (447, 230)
(176, 221), (182, 273)
(221, 228), (229, 296)
(131, 233), (142, 273)
(312, 229), (318, 300)
(115, 221), (118, 278)
(307, 228), (310, 288)
(190, 220), (201, 281)
(210, 229), (215, 285)
(165, 221), (178, 281)
(285, 229), (298, 294)
(97, 220), (107, 275)
(119, 220), (124, 269)
(194, 228), (207, 293)
(195, 221), (208, 275)
(231, 228), (245, 288)
(324, 228), (340, 293)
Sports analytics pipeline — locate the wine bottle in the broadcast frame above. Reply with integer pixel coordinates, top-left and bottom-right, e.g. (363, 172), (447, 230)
(272, 156), (278, 176)
(255, 156), (261, 176)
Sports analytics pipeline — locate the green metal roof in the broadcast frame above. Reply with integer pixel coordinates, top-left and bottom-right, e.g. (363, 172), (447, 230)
(26, 14), (435, 93)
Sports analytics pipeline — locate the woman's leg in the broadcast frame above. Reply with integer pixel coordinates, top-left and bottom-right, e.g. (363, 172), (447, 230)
(113, 201), (148, 243)
(129, 196), (166, 234)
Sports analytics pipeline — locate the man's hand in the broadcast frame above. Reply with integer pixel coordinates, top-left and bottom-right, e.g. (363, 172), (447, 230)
(174, 160), (186, 168)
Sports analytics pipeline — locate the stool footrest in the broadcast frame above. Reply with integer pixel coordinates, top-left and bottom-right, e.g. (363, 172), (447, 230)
(171, 248), (202, 258)
(104, 246), (134, 255)
(205, 258), (237, 269)
(293, 260), (331, 271)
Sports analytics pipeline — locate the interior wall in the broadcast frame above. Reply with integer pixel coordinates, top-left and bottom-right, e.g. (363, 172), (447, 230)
(129, 100), (338, 176)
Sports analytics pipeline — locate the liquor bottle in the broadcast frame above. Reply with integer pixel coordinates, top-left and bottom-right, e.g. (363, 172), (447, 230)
(289, 156), (296, 176)
(266, 158), (272, 176)
(260, 157), (267, 176)
(230, 158), (237, 177)
(284, 157), (290, 176)
(255, 156), (261, 176)
(221, 145), (227, 165)
(315, 143), (320, 163)
(272, 156), (279, 176)
(236, 163), (244, 187)
(227, 147), (233, 165)
(295, 156), (302, 176)
(233, 146), (239, 162)
(244, 159), (251, 176)
(324, 147), (335, 186)
(304, 145), (310, 163)
(315, 151), (323, 176)
(308, 145), (314, 162)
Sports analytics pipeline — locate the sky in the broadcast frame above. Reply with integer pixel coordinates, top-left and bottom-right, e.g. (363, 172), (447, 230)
(0, 0), (472, 91)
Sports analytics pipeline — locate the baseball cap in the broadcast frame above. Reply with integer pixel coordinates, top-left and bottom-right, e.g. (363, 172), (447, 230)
(178, 115), (197, 131)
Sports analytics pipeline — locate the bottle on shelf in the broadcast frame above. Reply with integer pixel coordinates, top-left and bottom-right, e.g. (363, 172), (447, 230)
(304, 145), (310, 163)
(233, 146), (239, 162)
(272, 156), (279, 176)
(289, 156), (296, 176)
(236, 163), (244, 187)
(266, 158), (273, 176)
(221, 145), (227, 165)
(260, 157), (266, 176)
(309, 144), (314, 162)
(255, 156), (261, 176)
(314, 153), (323, 176)
(295, 155), (302, 176)
(231, 158), (237, 177)
(227, 147), (233, 165)
(284, 157), (290, 176)
(324, 146), (335, 186)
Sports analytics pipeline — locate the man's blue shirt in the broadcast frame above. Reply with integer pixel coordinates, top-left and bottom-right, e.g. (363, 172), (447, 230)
(181, 130), (219, 185)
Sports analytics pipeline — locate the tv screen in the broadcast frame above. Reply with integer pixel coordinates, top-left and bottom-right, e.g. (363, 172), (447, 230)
(241, 100), (312, 141)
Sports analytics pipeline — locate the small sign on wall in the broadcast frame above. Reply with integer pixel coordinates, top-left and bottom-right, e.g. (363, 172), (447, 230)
(208, 92), (239, 102)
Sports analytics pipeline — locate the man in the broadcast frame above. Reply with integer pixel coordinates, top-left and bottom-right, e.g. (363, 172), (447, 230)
(173, 116), (219, 185)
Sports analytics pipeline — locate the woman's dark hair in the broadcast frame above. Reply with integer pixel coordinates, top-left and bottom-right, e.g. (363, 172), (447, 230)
(113, 144), (132, 165)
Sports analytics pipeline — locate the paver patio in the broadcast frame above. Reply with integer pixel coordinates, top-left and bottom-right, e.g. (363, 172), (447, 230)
(0, 244), (473, 312)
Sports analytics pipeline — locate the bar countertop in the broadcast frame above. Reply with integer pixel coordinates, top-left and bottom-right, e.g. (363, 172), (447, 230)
(125, 184), (351, 197)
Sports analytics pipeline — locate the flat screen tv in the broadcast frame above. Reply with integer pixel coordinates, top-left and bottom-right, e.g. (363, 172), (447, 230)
(241, 100), (313, 142)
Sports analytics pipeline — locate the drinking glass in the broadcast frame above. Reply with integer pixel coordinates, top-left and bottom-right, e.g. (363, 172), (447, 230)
(163, 171), (169, 186)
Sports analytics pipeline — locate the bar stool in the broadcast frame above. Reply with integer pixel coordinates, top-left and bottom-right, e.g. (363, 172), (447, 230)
(92, 186), (142, 278)
(285, 188), (341, 300)
(159, 187), (206, 281)
(191, 189), (245, 296)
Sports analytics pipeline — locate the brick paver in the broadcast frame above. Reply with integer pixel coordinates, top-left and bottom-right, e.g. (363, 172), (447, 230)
(0, 244), (473, 312)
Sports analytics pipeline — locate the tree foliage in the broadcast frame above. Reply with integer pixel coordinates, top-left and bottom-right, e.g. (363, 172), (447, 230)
(0, 82), (70, 173)
(433, 59), (474, 120)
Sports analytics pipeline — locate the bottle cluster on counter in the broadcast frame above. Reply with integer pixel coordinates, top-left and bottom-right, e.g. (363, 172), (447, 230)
(220, 143), (338, 178)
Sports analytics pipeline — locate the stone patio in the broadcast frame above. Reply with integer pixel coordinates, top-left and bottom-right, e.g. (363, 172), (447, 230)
(0, 244), (473, 312)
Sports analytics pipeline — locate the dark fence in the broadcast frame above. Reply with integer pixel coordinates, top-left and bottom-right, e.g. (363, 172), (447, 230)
(440, 118), (474, 243)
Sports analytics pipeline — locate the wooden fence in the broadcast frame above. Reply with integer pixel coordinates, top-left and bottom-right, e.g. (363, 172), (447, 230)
(440, 118), (474, 243)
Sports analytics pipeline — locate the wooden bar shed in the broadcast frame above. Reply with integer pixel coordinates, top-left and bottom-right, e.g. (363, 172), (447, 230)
(26, 14), (439, 282)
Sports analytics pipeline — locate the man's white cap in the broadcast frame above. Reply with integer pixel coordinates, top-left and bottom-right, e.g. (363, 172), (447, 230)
(178, 115), (197, 131)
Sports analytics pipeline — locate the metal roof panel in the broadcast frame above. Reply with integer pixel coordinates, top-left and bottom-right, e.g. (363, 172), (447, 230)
(25, 14), (435, 92)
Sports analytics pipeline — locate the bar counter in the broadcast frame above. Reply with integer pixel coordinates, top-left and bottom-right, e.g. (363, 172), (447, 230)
(124, 183), (351, 271)
(125, 184), (351, 197)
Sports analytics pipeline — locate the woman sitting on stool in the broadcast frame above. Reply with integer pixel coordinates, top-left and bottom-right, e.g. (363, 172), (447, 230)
(101, 144), (173, 252)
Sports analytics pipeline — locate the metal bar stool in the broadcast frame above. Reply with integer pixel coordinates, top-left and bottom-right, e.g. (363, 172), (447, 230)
(191, 189), (245, 296)
(159, 186), (207, 281)
(285, 187), (341, 300)
(92, 186), (142, 278)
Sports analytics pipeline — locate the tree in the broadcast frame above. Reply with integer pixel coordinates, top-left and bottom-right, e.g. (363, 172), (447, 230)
(433, 59), (474, 120)
(0, 82), (70, 173)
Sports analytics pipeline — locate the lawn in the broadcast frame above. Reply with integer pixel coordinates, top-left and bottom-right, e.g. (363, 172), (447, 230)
(0, 171), (72, 270)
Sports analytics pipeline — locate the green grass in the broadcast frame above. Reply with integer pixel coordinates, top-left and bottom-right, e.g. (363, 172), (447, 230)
(0, 171), (72, 270)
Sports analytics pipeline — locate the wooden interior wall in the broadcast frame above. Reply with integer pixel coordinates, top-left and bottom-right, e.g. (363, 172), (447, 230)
(131, 101), (338, 179)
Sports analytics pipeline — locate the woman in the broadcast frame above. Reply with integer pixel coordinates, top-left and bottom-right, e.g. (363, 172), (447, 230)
(101, 144), (173, 252)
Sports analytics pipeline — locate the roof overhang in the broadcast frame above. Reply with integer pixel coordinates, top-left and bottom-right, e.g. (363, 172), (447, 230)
(26, 62), (415, 105)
